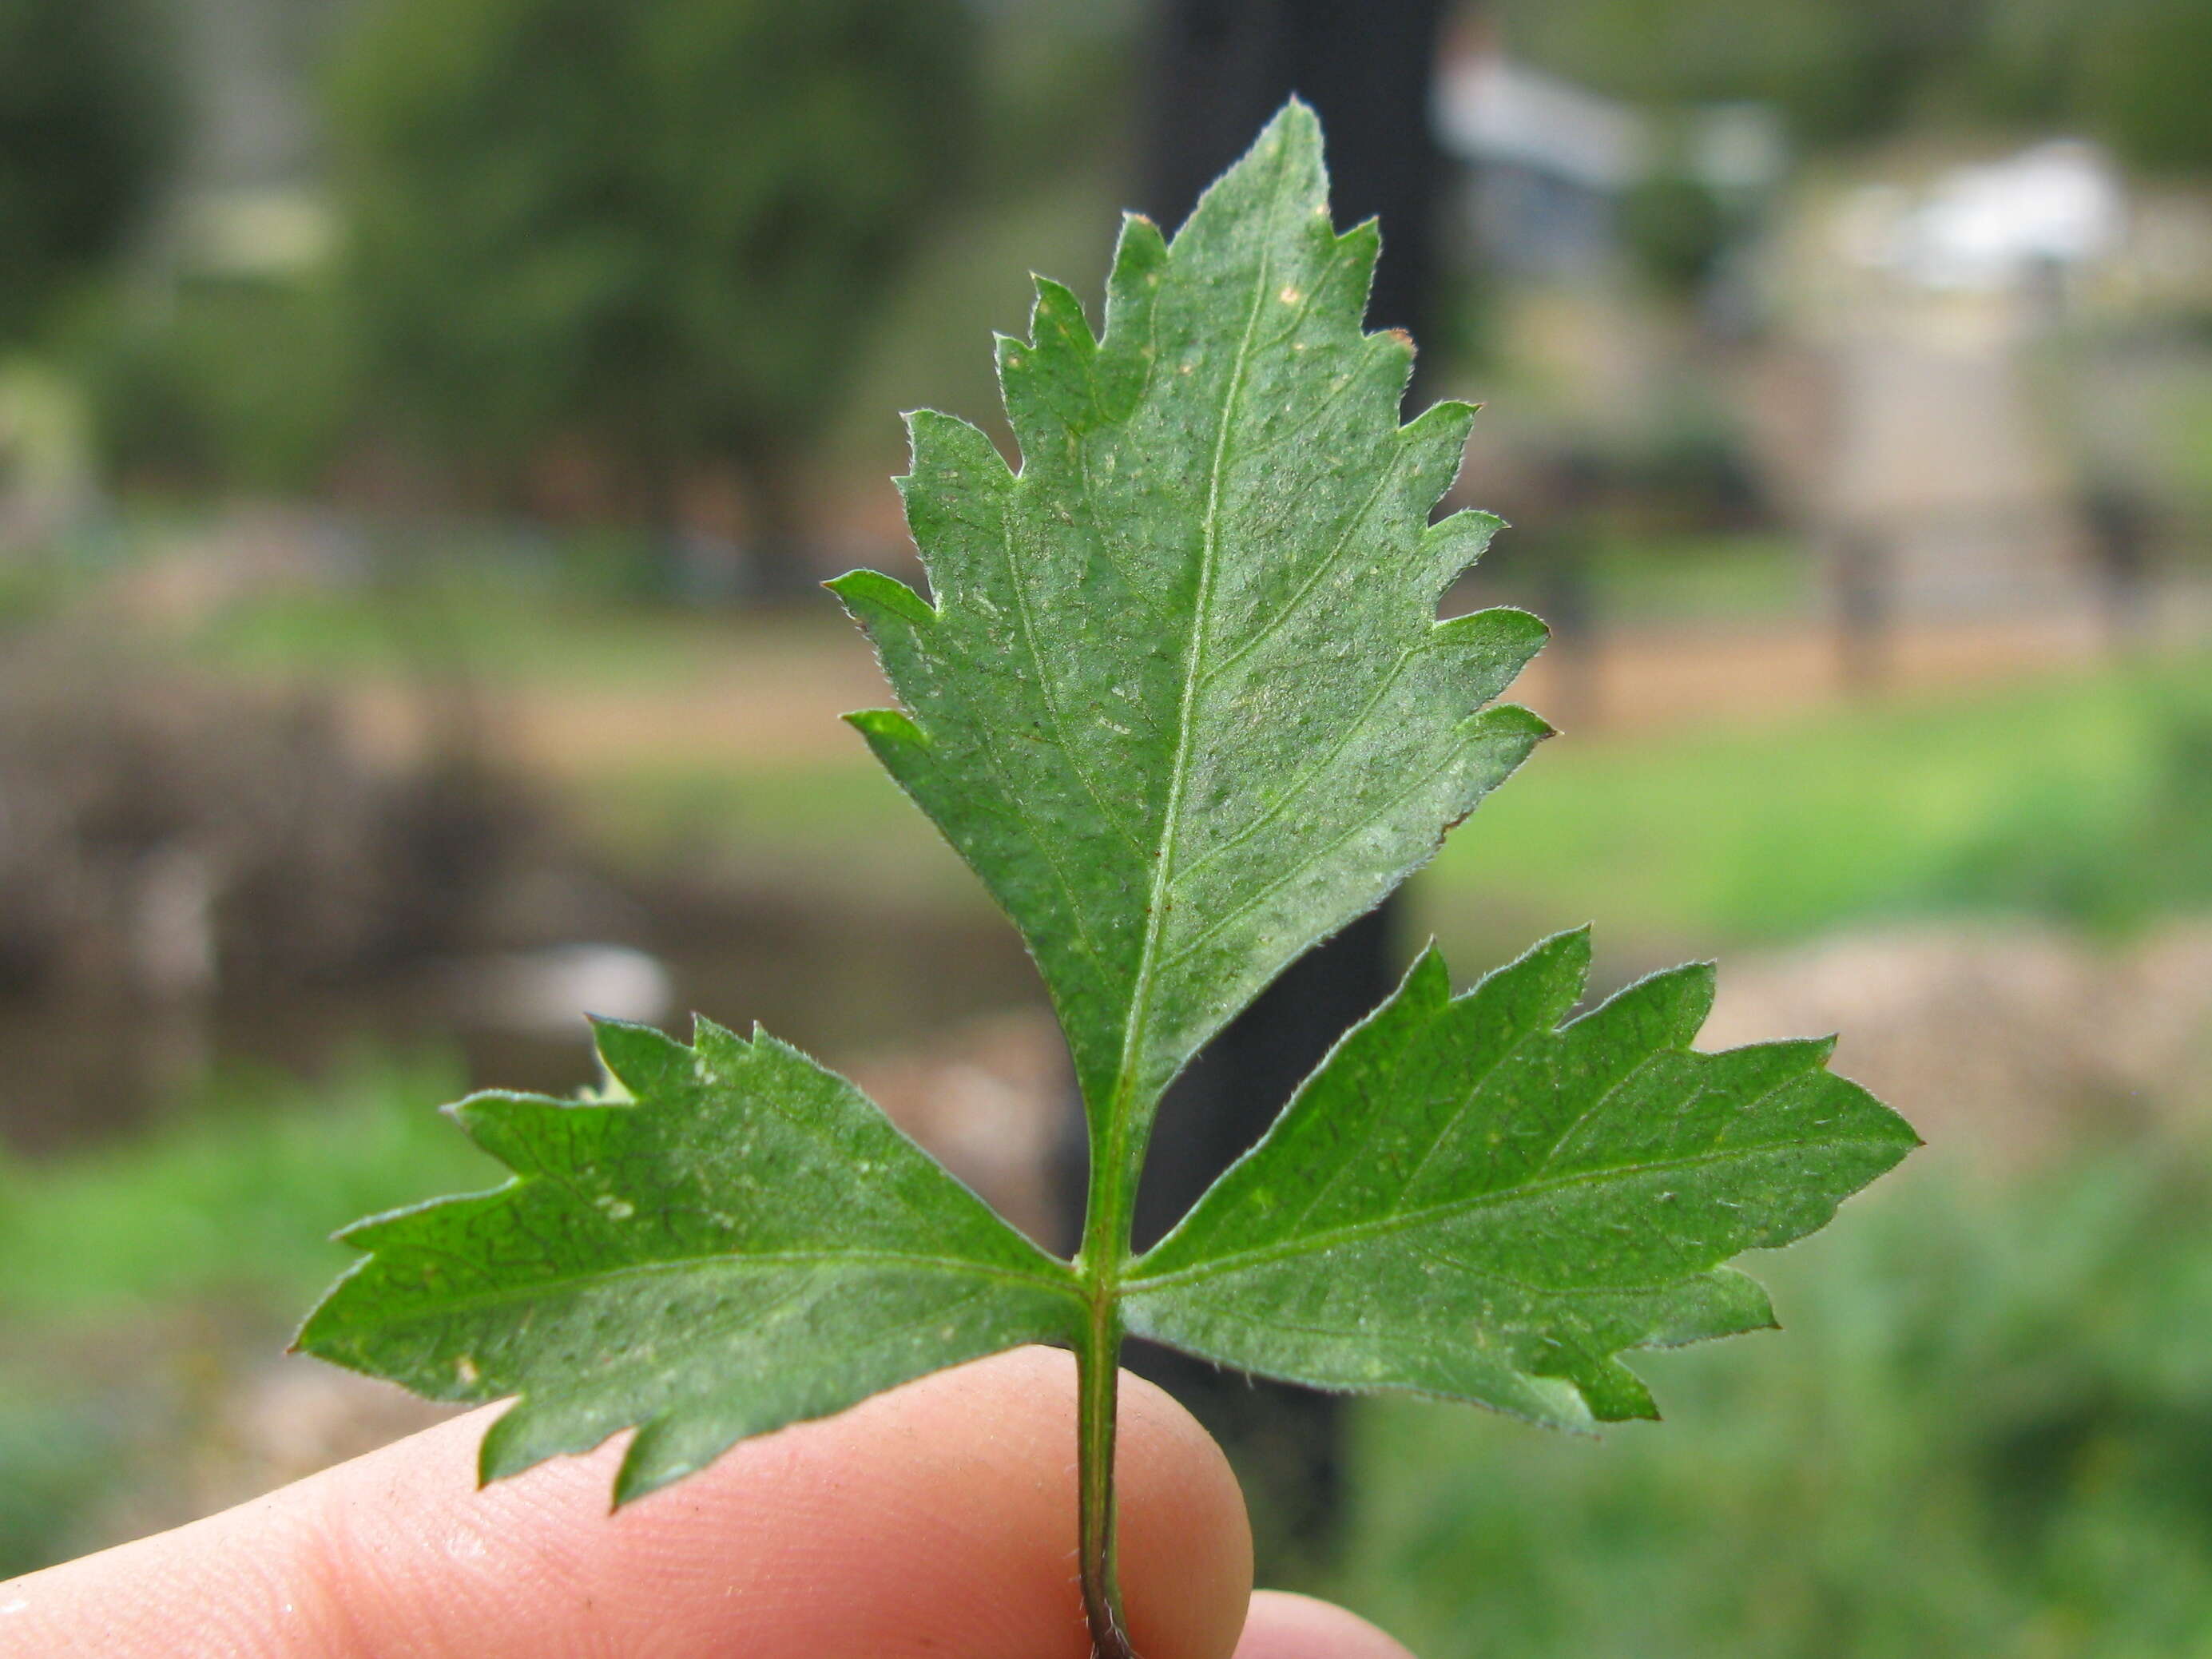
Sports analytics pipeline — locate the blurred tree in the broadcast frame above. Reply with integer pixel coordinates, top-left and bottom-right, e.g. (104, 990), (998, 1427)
(332, 0), (978, 595)
(0, 0), (177, 343)
(1494, 0), (2212, 173)
(1491, 0), (1982, 148)
(1617, 169), (1733, 296)
(81, 275), (359, 495)
(2071, 0), (2212, 174)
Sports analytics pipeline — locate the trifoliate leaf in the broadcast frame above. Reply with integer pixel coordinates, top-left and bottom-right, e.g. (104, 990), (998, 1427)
(1123, 929), (1919, 1429)
(297, 107), (1915, 1647)
(831, 101), (1547, 1180)
(296, 1017), (1080, 1502)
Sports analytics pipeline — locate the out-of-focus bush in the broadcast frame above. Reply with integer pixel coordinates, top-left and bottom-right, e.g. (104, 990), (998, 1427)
(2070, 0), (2212, 175)
(1966, 0), (2212, 173)
(0, 1383), (117, 1582)
(0, 1049), (490, 1576)
(1495, 0), (1991, 148)
(1497, 0), (2212, 170)
(330, 0), (980, 592)
(1617, 170), (1733, 299)
(1618, 397), (1772, 532)
(1340, 1138), (2212, 1657)
(76, 276), (361, 497)
(0, 0), (176, 344)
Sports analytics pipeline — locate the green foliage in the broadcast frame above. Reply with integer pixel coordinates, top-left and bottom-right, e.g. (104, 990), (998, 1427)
(0, 0), (176, 343)
(331, 0), (978, 536)
(828, 109), (1547, 1137)
(1494, 0), (1981, 147)
(2071, 0), (2212, 173)
(1339, 1143), (2212, 1657)
(301, 106), (1908, 1652)
(0, 1053), (492, 1322)
(77, 276), (360, 495)
(1495, 0), (2212, 165)
(0, 1052), (491, 1578)
(3, 1050), (2203, 1632)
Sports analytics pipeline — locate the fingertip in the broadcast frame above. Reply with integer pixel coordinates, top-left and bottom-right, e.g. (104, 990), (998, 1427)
(1114, 1363), (1254, 1659)
(1237, 1590), (1418, 1659)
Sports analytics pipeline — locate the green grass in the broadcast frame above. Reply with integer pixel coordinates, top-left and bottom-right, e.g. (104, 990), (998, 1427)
(1588, 534), (1809, 622)
(0, 1051), (500, 1575)
(177, 574), (746, 689)
(1333, 1138), (2212, 1657)
(0, 1378), (117, 1582)
(560, 651), (2212, 951)
(8, 506), (870, 692)
(1471, 531), (1813, 625)
(0, 1051), (498, 1323)
(181, 527), (1811, 692)
(1427, 654), (2212, 955)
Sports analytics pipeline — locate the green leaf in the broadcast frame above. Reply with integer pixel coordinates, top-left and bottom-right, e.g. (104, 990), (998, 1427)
(296, 1017), (1081, 1502)
(295, 105), (1915, 1659)
(1124, 930), (1920, 1429)
(831, 101), (1547, 1189)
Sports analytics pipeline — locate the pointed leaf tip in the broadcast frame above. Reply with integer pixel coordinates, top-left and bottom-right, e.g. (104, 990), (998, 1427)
(591, 1016), (690, 1097)
(1264, 96), (1323, 153)
(827, 568), (935, 629)
(843, 706), (929, 752)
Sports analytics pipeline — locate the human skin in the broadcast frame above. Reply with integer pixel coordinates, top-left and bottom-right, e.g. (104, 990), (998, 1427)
(0, 1347), (1414, 1657)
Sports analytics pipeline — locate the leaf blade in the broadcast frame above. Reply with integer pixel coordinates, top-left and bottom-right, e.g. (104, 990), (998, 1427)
(1123, 931), (1918, 1428)
(834, 101), (1547, 1163)
(296, 1018), (1081, 1501)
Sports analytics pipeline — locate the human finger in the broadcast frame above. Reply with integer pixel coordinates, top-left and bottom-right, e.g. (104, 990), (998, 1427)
(0, 1346), (1253, 1659)
(1234, 1590), (1418, 1658)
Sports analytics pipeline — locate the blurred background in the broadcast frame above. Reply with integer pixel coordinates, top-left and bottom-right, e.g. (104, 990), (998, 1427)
(2, 0), (2211, 1649)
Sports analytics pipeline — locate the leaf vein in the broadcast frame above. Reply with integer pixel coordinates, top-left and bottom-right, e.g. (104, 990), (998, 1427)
(1126, 1133), (1898, 1293)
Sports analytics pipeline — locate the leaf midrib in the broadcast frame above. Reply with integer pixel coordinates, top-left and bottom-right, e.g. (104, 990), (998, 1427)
(1123, 1132), (1896, 1295)
(1098, 137), (1291, 1188)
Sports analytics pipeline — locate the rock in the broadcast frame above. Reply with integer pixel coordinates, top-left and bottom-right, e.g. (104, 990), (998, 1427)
(1702, 918), (2212, 1159)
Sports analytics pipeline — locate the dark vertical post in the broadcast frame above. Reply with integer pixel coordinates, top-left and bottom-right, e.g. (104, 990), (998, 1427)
(1125, 0), (1454, 1575)
(1138, 1), (1452, 357)
(2083, 482), (2155, 656)
(1833, 523), (1891, 695)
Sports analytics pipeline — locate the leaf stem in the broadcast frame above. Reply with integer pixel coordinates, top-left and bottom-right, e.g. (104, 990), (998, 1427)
(1068, 138), (1292, 1658)
(1076, 1285), (1135, 1659)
